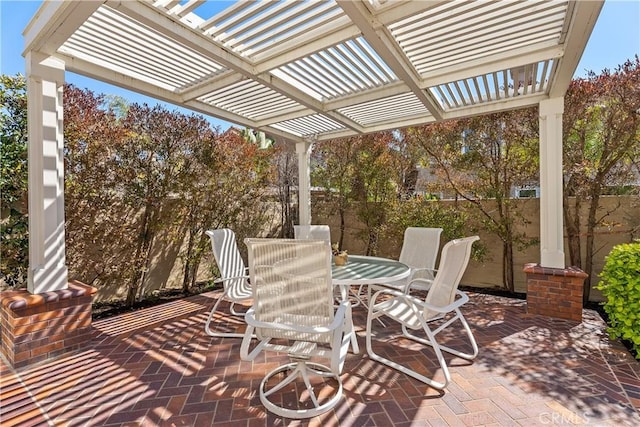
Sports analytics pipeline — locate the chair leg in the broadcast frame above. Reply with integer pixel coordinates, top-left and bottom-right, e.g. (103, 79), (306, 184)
(259, 361), (343, 419)
(345, 303), (359, 354)
(401, 310), (478, 360)
(366, 309), (451, 390)
(229, 302), (249, 316)
(205, 290), (245, 338)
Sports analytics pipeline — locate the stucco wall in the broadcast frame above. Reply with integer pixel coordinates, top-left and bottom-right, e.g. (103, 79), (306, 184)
(312, 196), (639, 300)
(94, 195), (638, 302)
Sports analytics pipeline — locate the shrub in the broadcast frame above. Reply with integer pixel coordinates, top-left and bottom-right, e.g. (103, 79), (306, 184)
(596, 242), (640, 358)
(1, 74), (29, 288)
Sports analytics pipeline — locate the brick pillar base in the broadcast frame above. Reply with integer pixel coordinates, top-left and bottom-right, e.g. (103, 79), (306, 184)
(0, 281), (97, 369)
(523, 264), (587, 322)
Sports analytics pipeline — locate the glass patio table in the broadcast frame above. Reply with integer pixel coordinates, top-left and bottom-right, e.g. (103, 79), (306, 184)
(331, 255), (410, 286)
(332, 255), (410, 354)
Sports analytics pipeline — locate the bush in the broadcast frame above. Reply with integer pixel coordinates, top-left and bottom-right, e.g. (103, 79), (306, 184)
(596, 242), (640, 358)
(1, 74), (29, 288)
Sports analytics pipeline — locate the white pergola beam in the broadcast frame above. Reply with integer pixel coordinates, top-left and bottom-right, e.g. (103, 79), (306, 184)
(108, 0), (365, 135)
(549, 1), (604, 97)
(420, 42), (564, 88)
(442, 94), (548, 120)
(58, 53), (263, 129)
(338, 0), (444, 120)
(23, 1), (101, 57)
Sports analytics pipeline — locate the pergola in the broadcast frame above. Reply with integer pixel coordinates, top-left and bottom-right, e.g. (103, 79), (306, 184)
(23, 0), (603, 295)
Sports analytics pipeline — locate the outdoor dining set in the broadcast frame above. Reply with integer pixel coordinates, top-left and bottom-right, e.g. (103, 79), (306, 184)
(203, 226), (479, 419)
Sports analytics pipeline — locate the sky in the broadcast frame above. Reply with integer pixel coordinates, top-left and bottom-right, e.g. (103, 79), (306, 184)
(2, 0), (639, 131)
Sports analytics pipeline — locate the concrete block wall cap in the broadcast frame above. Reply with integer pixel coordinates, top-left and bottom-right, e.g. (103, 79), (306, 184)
(0, 281), (97, 311)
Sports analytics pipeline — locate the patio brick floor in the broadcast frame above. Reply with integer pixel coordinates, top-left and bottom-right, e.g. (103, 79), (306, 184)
(1, 290), (638, 426)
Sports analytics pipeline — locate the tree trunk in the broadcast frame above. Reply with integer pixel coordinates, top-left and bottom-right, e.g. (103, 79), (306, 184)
(503, 239), (515, 292)
(182, 225), (197, 293)
(583, 192), (601, 303)
(339, 207), (346, 250)
(563, 195), (583, 269)
(126, 203), (155, 307)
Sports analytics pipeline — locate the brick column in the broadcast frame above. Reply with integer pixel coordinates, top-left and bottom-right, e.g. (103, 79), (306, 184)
(0, 281), (96, 369)
(524, 264), (587, 322)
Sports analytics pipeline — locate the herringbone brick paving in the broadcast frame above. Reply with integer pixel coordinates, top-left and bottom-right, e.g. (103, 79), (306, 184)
(1, 291), (638, 426)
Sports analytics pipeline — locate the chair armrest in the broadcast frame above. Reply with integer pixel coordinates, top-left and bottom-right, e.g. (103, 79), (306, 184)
(412, 289), (470, 314)
(213, 274), (249, 284)
(370, 287), (469, 315)
(403, 278), (433, 293)
(370, 286), (409, 305)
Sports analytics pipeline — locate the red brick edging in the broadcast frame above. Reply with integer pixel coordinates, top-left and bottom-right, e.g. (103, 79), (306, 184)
(523, 263), (587, 322)
(0, 280), (96, 369)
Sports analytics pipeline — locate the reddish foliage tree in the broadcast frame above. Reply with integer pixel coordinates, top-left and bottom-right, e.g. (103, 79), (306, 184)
(563, 57), (640, 301)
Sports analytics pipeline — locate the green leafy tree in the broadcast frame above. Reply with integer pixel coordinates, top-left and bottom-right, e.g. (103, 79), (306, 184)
(351, 132), (400, 255)
(312, 137), (359, 249)
(404, 108), (539, 292)
(0, 74), (28, 287)
(563, 57), (640, 301)
(238, 127), (293, 238)
(384, 195), (484, 259)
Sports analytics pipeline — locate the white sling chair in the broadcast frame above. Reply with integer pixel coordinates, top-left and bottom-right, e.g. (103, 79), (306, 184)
(241, 238), (352, 419)
(204, 229), (252, 338)
(294, 224), (348, 304)
(293, 225), (331, 244)
(366, 236), (480, 390)
(369, 227), (443, 298)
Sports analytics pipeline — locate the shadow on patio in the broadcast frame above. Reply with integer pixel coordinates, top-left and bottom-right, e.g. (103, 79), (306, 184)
(1, 291), (639, 426)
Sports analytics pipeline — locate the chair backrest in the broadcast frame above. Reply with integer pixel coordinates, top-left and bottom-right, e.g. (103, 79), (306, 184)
(423, 236), (479, 319)
(399, 227), (443, 278)
(206, 229), (249, 298)
(293, 225), (331, 244)
(245, 238), (334, 342)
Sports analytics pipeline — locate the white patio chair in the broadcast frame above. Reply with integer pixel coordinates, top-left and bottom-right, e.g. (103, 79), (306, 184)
(368, 227), (443, 298)
(366, 236), (480, 390)
(293, 224), (331, 244)
(204, 228), (252, 338)
(294, 224), (347, 304)
(241, 238), (352, 419)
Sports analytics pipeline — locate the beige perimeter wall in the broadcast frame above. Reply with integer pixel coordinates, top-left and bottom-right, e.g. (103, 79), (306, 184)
(97, 195), (639, 302)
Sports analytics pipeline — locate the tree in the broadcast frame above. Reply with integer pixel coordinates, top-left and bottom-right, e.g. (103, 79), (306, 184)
(274, 147), (297, 238)
(116, 104), (215, 305)
(0, 74), (28, 287)
(312, 137), (359, 250)
(64, 85), (133, 291)
(350, 132), (400, 255)
(178, 127), (276, 293)
(404, 108), (539, 292)
(563, 57), (640, 302)
(383, 195), (480, 258)
(238, 128), (294, 238)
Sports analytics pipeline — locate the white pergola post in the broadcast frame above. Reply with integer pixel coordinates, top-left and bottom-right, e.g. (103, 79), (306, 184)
(296, 140), (313, 226)
(26, 52), (68, 294)
(538, 97), (565, 269)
